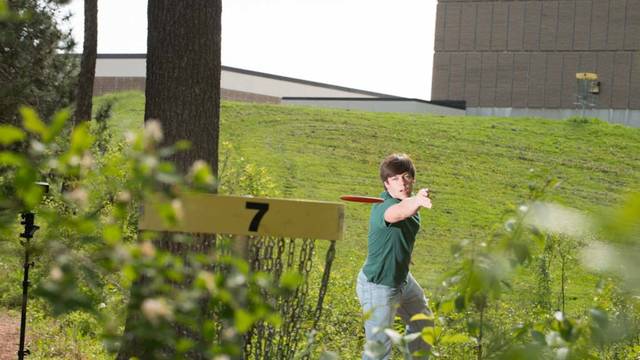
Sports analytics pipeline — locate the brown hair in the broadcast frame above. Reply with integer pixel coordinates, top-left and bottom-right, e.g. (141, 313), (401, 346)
(379, 153), (415, 184)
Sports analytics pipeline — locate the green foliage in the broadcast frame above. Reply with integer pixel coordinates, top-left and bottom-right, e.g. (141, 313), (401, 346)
(0, 107), (298, 358)
(219, 140), (280, 197)
(565, 116), (605, 126)
(0, 0), (8, 18)
(0, 0), (78, 126)
(429, 183), (640, 359)
(2, 95), (640, 358)
(27, 304), (111, 360)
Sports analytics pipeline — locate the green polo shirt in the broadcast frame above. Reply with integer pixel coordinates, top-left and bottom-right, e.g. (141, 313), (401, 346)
(362, 191), (421, 287)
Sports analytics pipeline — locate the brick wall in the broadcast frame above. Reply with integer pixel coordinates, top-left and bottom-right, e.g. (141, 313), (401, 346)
(93, 77), (281, 104)
(432, 0), (640, 109)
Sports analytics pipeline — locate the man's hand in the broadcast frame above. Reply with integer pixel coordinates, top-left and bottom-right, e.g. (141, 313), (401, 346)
(384, 188), (433, 223)
(416, 188), (432, 209)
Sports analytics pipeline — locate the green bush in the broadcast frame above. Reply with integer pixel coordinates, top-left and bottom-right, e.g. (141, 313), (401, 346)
(0, 108), (294, 358)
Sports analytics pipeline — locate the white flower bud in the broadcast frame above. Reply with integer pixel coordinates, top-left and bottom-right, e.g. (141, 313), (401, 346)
(140, 241), (156, 258)
(141, 298), (173, 325)
(65, 188), (89, 208)
(171, 199), (184, 222)
(116, 191), (131, 203)
(144, 119), (163, 143)
(50, 266), (63, 281)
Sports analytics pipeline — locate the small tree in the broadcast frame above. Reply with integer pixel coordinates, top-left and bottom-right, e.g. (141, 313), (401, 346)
(0, 0), (77, 126)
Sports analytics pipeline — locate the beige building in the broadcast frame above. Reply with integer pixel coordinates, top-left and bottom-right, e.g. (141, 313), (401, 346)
(94, 54), (464, 116)
(431, 0), (640, 127)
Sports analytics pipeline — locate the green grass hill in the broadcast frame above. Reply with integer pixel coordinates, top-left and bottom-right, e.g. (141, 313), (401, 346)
(94, 91), (640, 357)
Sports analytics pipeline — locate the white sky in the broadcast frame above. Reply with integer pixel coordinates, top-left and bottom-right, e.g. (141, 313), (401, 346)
(62, 0), (437, 100)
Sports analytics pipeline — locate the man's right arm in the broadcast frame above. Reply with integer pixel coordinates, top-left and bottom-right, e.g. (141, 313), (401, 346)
(383, 189), (431, 224)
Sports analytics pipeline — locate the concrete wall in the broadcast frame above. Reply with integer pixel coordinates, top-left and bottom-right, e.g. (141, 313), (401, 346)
(94, 55), (390, 99)
(468, 107), (640, 127)
(93, 77), (280, 103)
(219, 70), (378, 98)
(95, 58), (146, 77)
(432, 0), (640, 111)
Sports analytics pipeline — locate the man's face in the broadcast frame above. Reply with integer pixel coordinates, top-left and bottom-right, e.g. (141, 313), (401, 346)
(384, 172), (414, 199)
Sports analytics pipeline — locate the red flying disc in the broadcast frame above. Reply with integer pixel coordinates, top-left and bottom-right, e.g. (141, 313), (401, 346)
(340, 195), (384, 203)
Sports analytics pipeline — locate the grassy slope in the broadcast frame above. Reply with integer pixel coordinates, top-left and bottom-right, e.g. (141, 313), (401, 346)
(102, 92), (640, 356)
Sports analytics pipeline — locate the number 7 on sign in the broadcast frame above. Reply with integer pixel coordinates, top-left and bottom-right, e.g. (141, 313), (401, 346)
(246, 202), (269, 231)
(141, 193), (344, 240)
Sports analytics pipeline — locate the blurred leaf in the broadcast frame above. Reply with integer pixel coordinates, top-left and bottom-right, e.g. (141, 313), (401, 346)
(524, 202), (591, 238)
(410, 313), (434, 322)
(599, 193), (640, 245)
(156, 202), (180, 226)
(411, 349), (430, 358)
(156, 172), (181, 185)
(175, 338), (195, 354)
(454, 294), (465, 311)
(202, 321), (215, 340)
(103, 224), (122, 245)
(0, 151), (27, 167)
(69, 123), (94, 153)
(530, 330), (546, 345)
(580, 241), (640, 294)
(498, 344), (546, 360)
(421, 326), (435, 345)
(0, 0), (7, 17)
(218, 255), (249, 275)
(20, 106), (47, 137)
(467, 319), (480, 337)
(440, 333), (470, 344)
(589, 308), (608, 328)
(44, 109), (70, 143)
(234, 309), (254, 333)
(0, 125), (26, 145)
(279, 270), (303, 291)
(15, 168), (42, 209)
(512, 241), (531, 264)
(266, 313), (282, 328)
(189, 160), (215, 187)
(174, 140), (191, 151)
(438, 299), (454, 314)
(122, 265), (138, 284)
(450, 242), (463, 256)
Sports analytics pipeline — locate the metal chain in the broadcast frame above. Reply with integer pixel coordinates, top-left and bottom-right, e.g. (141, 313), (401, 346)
(241, 236), (335, 359)
(313, 240), (336, 328)
(273, 237), (285, 281)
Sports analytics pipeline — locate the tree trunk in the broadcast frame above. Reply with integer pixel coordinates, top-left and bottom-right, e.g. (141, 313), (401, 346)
(73, 0), (97, 124)
(117, 2), (221, 359)
(145, 2), (221, 176)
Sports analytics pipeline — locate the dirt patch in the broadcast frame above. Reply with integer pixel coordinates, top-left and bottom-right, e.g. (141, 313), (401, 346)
(0, 312), (20, 360)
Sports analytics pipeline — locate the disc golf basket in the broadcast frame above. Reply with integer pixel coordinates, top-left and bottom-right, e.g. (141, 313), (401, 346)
(575, 72), (599, 118)
(140, 193), (344, 359)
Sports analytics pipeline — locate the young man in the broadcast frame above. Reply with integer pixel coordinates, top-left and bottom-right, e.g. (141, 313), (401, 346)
(356, 153), (433, 360)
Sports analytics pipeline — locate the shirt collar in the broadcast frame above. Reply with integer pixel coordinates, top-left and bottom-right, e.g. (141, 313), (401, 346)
(380, 191), (398, 201)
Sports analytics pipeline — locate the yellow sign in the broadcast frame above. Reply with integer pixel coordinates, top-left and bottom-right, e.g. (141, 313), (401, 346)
(140, 193), (345, 241)
(576, 72), (598, 80)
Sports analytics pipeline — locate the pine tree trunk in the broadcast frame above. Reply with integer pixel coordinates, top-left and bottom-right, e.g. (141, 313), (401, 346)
(117, 2), (221, 359)
(73, 0), (97, 124)
(145, 1), (221, 176)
